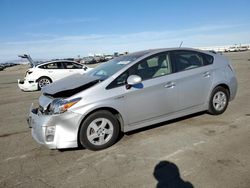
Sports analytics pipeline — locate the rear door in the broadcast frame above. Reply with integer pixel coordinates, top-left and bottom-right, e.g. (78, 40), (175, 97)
(170, 50), (214, 110)
(39, 62), (68, 81)
(62, 61), (85, 76)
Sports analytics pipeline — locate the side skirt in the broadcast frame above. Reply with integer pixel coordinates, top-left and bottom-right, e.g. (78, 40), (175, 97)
(123, 105), (207, 132)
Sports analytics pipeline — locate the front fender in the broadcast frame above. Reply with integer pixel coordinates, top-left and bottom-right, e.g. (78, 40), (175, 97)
(70, 98), (127, 132)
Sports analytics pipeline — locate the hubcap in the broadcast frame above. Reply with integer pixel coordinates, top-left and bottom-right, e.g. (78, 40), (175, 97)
(86, 118), (114, 146)
(213, 91), (227, 111)
(39, 78), (50, 88)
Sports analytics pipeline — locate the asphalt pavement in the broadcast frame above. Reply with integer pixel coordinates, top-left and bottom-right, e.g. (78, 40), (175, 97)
(0, 51), (249, 188)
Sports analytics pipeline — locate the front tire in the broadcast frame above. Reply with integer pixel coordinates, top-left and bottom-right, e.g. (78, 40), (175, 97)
(79, 110), (120, 151)
(208, 86), (229, 115)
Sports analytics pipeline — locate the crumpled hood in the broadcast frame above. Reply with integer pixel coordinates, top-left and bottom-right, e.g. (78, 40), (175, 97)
(42, 73), (100, 98)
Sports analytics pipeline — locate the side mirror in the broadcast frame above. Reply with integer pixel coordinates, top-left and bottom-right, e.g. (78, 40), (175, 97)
(83, 66), (88, 71)
(126, 75), (142, 89)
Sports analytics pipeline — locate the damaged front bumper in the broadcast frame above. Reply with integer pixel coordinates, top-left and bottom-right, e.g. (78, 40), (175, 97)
(27, 107), (83, 149)
(18, 79), (38, 91)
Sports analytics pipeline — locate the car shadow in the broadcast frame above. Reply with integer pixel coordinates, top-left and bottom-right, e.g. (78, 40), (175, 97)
(125, 111), (206, 136)
(153, 161), (194, 188)
(58, 147), (85, 152)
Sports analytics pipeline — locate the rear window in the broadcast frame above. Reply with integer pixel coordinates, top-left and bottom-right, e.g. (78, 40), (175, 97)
(172, 50), (214, 72)
(173, 51), (204, 72)
(63, 62), (83, 69)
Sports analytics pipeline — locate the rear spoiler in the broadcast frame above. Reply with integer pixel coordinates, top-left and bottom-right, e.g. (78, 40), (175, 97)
(18, 54), (36, 67)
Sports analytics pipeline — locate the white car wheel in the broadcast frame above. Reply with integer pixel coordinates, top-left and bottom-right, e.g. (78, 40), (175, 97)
(38, 77), (52, 89)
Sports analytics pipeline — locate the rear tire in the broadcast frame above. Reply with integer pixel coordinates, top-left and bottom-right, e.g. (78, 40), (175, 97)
(37, 77), (52, 90)
(208, 86), (229, 115)
(79, 110), (120, 151)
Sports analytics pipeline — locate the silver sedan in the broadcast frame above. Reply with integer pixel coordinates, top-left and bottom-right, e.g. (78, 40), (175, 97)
(27, 48), (237, 150)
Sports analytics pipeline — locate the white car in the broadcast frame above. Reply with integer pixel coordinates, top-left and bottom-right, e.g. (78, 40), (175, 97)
(237, 46), (248, 51)
(228, 47), (239, 52)
(18, 55), (92, 91)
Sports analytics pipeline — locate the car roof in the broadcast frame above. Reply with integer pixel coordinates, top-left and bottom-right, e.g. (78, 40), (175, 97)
(126, 47), (210, 58)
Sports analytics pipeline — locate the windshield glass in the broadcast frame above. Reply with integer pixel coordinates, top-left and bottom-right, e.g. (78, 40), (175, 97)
(86, 54), (142, 80)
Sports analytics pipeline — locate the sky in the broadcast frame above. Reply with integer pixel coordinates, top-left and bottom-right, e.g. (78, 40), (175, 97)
(0, 0), (250, 62)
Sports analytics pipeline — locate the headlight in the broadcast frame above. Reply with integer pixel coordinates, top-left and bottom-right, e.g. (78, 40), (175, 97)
(49, 97), (81, 114)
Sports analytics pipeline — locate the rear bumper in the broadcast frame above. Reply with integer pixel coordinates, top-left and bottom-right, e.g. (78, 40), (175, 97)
(28, 108), (83, 149)
(18, 79), (38, 91)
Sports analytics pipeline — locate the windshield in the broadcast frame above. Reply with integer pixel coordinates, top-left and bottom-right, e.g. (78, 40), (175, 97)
(86, 54), (142, 80)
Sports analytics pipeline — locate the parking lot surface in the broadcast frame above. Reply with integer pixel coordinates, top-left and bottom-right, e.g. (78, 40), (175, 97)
(0, 52), (250, 188)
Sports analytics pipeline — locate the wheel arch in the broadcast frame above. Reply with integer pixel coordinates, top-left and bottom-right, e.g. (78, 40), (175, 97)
(206, 82), (230, 109)
(36, 76), (53, 83)
(212, 83), (230, 97)
(77, 106), (124, 147)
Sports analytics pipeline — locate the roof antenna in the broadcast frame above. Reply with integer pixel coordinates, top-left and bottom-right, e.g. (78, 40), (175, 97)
(179, 41), (183, 48)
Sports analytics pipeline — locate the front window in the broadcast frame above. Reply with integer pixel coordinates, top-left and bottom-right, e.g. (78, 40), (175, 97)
(107, 52), (172, 89)
(86, 54), (142, 80)
(134, 53), (172, 80)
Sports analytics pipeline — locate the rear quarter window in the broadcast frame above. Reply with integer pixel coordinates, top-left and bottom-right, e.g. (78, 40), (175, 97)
(202, 53), (214, 65)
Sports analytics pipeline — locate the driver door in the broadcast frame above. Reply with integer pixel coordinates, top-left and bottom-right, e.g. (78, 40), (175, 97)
(108, 52), (180, 126)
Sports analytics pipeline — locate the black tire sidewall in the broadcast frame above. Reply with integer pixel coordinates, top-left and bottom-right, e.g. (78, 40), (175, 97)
(79, 110), (120, 151)
(209, 86), (229, 115)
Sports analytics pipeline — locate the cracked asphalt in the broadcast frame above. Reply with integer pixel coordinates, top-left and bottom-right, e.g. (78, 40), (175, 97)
(0, 52), (250, 188)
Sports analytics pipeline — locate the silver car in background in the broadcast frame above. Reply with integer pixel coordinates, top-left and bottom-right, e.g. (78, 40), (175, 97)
(27, 48), (237, 150)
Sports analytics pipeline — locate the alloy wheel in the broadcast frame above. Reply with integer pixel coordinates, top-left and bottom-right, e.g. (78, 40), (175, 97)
(212, 91), (227, 111)
(86, 118), (114, 146)
(38, 78), (51, 88)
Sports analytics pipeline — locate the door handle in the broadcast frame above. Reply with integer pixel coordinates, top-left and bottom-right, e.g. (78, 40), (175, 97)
(164, 82), (175, 88)
(48, 71), (53, 73)
(69, 70), (74, 72)
(203, 71), (210, 77)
